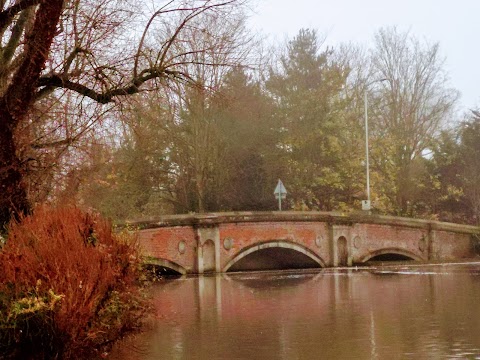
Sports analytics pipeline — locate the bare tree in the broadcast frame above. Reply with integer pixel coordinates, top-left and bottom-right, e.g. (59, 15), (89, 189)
(118, 8), (255, 213)
(369, 27), (458, 213)
(0, 0), (247, 227)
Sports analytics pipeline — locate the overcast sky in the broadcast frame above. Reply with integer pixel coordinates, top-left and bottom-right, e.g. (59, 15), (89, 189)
(248, 0), (480, 113)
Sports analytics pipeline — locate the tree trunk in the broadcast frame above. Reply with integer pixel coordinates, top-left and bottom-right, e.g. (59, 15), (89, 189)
(0, 106), (30, 227)
(0, 0), (65, 228)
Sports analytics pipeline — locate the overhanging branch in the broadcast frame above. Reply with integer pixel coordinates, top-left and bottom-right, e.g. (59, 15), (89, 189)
(36, 68), (193, 104)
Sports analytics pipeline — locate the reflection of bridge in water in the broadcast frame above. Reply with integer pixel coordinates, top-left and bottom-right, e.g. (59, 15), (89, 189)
(132, 212), (480, 274)
(110, 265), (480, 359)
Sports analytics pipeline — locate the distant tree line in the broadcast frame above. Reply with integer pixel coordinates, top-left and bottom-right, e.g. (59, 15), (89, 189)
(75, 27), (479, 225)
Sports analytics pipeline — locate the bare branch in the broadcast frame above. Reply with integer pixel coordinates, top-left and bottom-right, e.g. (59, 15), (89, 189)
(36, 66), (194, 104)
(134, 0), (174, 78)
(136, 0), (237, 77)
(1, 6), (33, 65)
(0, 0), (41, 33)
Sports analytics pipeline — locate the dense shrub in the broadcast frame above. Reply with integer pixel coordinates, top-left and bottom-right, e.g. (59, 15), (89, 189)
(0, 206), (146, 359)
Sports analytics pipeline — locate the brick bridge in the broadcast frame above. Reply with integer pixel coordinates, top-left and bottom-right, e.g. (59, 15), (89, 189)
(132, 212), (480, 274)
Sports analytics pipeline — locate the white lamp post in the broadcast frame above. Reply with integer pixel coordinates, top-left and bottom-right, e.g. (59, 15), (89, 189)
(362, 79), (387, 211)
(362, 89), (371, 211)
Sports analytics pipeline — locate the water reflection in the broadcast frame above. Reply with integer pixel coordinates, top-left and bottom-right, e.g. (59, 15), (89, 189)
(110, 263), (480, 359)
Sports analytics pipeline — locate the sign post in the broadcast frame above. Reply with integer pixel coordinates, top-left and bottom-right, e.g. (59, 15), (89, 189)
(274, 179), (287, 211)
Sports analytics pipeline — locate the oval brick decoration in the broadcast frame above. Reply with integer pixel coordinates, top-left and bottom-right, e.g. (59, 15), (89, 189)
(354, 236), (361, 249)
(223, 237), (234, 250)
(315, 235), (323, 248)
(418, 237), (426, 252)
(178, 240), (186, 254)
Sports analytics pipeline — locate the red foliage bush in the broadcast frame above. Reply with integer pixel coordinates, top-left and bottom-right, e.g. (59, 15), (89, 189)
(0, 205), (145, 358)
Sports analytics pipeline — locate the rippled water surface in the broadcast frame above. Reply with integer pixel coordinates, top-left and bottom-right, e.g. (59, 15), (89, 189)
(111, 263), (480, 359)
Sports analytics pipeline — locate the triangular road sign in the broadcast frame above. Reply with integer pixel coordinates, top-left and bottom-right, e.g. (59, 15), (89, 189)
(274, 179), (287, 195)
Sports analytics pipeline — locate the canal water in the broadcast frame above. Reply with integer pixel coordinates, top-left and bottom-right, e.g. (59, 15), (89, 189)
(110, 262), (480, 359)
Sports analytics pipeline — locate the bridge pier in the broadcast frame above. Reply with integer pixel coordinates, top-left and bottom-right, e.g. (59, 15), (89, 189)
(427, 227), (435, 261)
(330, 224), (353, 267)
(196, 225), (221, 274)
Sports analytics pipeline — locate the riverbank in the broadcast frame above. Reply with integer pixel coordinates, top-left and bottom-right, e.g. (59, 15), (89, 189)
(0, 206), (148, 359)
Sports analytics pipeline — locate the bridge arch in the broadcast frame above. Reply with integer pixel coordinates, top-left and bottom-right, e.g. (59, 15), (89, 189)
(222, 240), (326, 272)
(144, 257), (187, 275)
(358, 248), (424, 264)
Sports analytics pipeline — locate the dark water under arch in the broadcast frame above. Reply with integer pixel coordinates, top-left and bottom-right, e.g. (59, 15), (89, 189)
(227, 247), (322, 272)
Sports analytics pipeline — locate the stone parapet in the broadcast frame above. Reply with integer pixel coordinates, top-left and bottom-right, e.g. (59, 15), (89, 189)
(128, 211), (479, 235)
